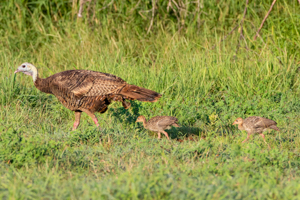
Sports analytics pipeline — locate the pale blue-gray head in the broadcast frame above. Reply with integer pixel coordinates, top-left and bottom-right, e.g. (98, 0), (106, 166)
(15, 62), (38, 82)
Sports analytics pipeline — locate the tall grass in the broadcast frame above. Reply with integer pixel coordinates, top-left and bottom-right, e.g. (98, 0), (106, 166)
(1, 0), (300, 199)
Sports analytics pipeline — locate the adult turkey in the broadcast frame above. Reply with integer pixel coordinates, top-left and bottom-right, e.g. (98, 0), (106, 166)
(14, 63), (162, 130)
(232, 116), (280, 144)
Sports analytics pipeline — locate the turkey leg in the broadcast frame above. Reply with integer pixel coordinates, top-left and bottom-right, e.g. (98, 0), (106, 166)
(242, 134), (250, 143)
(259, 133), (266, 143)
(162, 130), (170, 140)
(81, 109), (101, 130)
(157, 132), (161, 139)
(72, 111), (82, 130)
(259, 133), (270, 149)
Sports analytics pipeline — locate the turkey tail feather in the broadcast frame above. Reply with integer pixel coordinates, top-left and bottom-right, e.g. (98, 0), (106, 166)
(120, 84), (161, 102)
(270, 125), (280, 132)
(173, 123), (180, 127)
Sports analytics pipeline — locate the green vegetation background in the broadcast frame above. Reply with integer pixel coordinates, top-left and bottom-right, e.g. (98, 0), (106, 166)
(1, 0), (300, 199)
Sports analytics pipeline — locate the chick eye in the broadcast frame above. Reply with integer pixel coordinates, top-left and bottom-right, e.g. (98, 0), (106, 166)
(236, 120), (238, 122)
(22, 65), (25, 68)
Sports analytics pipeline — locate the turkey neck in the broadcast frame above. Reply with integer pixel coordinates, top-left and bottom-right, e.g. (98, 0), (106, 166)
(34, 77), (52, 94)
(141, 117), (148, 129)
(238, 123), (245, 131)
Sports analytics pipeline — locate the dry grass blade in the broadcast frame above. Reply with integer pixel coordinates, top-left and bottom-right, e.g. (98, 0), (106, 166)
(147, 0), (156, 34)
(236, 0), (249, 54)
(253, 0), (277, 40)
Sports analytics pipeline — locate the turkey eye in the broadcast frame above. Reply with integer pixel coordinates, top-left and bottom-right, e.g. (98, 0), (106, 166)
(22, 65), (25, 68)
(236, 120), (238, 122)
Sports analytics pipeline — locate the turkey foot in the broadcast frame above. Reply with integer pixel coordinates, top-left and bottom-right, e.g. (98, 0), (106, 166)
(92, 116), (102, 130)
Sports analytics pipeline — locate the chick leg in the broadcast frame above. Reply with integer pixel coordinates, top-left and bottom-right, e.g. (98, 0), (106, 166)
(162, 131), (170, 140)
(72, 111), (82, 130)
(157, 132), (161, 139)
(242, 134), (250, 143)
(259, 133), (266, 142)
(259, 133), (270, 149)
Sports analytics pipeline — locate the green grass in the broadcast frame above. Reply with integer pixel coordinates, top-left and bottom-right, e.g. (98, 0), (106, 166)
(1, 0), (300, 199)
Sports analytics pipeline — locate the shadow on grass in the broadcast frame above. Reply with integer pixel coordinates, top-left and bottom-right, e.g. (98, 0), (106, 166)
(169, 126), (204, 142)
(169, 124), (235, 142)
(109, 101), (141, 125)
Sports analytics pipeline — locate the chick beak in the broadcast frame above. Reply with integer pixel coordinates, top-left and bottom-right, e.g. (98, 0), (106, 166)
(232, 122), (236, 125)
(14, 69), (19, 74)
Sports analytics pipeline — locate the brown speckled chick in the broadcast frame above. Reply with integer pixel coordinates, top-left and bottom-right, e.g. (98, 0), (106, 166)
(232, 116), (280, 144)
(136, 116), (180, 140)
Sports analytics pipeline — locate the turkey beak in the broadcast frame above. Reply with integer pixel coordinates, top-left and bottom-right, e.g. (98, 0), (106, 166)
(14, 69), (19, 74)
(232, 121), (237, 125)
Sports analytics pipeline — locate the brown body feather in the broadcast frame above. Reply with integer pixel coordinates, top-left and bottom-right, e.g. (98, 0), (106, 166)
(34, 70), (161, 113)
(237, 116), (280, 134)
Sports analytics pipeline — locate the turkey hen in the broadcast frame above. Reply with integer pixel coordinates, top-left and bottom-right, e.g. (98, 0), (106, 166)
(232, 116), (280, 144)
(136, 116), (180, 140)
(14, 63), (162, 130)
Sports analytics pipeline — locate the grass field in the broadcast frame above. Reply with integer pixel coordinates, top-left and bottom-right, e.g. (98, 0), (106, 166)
(1, 0), (300, 199)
